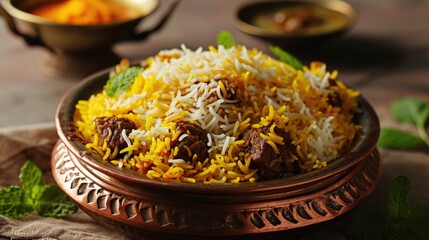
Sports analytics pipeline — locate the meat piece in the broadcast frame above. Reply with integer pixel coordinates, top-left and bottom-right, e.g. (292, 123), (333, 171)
(171, 121), (209, 162)
(242, 126), (298, 180)
(327, 79), (343, 108)
(94, 117), (137, 149)
(327, 92), (343, 108)
(175, 121), (208, 143)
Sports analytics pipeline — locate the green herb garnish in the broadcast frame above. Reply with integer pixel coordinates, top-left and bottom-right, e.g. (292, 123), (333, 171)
(388, 176), (411, 220)
(378, 98), (429, 151)
(347, 176), (429, 240)
(0, 161), (77, 219)
(269, 45), (303, 70)
(215, 32), (303, 69)
(217, 31), (235, 49)
(104, 66), (142, 97)
(33, 185), (78, 217)
(378, 127), (426, 150)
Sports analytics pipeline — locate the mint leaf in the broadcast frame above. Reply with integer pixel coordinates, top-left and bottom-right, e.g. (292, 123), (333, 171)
(388, 176), (411, 220)
(217, 31), (235, 49)
(378, 128), (426, 150)
(1, 161), (77, 219)
(0, 186), (33, 218)
(407, 204), (429, 238)
(347, 205), (391, 240)
(104, 66), (142, 97)
(19, 161), (44, 202)
(34, 185), (78, 217)
(386, 98), (429, 149)
(390, 98), (429, 126)
(416, 106), (429, 145)
(415, 104), (429, 128)
(348, 176), (429, 240)
(269, 45), (303, 70)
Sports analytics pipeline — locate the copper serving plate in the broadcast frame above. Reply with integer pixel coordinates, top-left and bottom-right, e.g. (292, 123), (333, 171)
(52, 68), (381, 239)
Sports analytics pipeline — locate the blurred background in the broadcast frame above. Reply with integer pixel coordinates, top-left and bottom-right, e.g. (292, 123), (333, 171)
(0, 0), (428, 127)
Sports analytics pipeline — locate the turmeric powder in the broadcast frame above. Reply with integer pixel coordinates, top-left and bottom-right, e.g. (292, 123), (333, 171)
(31, 0), (142, 25)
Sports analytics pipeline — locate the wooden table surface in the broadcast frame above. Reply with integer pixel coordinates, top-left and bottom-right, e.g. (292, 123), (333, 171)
(1, 0), (428, 128)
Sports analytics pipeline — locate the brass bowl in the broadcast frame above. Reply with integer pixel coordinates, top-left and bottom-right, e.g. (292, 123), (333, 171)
(0, 0), (179, 78)
(234, 0), (357, 48)
(52, 67), (381, 239)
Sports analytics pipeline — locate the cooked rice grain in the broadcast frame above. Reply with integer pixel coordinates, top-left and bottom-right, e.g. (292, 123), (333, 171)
(74, 44), (360, 183)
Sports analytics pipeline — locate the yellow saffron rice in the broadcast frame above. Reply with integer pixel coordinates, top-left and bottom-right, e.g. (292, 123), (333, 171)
(74, 44), (360, 184)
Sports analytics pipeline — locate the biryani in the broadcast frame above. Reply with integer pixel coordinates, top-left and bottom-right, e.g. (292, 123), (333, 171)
(73, 43), (360, 183)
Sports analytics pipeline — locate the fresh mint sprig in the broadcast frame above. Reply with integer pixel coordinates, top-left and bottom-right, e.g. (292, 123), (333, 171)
(347, 176), (429, 240)
(0, 161), (77, 219)
(378, 98), (429, 151)
(391, 98), (429, 145)
(378, 128), (427, 150)
(217, 31), (235, 49)
(104, 66), (142, 97)
(217, 31), (303, 70)
(269, 45), (303, 70)
(387, 175), (411, 220)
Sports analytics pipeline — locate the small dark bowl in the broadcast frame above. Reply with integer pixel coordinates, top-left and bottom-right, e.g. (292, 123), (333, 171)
(52, 67), (381, 239)
(234, 0), (357, 48)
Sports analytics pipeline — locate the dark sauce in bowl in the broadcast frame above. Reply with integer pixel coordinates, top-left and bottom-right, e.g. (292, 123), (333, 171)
(235, 0), (357, 48)
(251, 5), (349, 35)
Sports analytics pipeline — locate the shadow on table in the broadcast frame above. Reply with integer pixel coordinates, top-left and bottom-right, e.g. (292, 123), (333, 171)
(271, 35), (413, 88)
(291, 35), (406, 71)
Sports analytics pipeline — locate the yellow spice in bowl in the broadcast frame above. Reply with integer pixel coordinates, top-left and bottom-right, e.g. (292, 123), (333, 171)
(31, 0), (142, 25)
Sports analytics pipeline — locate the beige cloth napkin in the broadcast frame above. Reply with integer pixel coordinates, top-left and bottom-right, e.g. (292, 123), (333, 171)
(0, 123), (127, 240)
(0, 122), (428, 240)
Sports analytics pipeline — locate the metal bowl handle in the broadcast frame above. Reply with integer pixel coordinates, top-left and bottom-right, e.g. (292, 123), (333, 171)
(0, 1), (51, 50)
(131, 0), (180, 41)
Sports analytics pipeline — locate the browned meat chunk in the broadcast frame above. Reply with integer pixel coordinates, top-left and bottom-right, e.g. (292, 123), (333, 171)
(171, 121), (209, 162)
(94, 117), (137, 149)
(327, 79), (343, 108)
(242, 126), (298, 180)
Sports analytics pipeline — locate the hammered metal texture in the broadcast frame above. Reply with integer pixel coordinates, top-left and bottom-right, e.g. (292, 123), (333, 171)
(52, 141), (381, 239)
